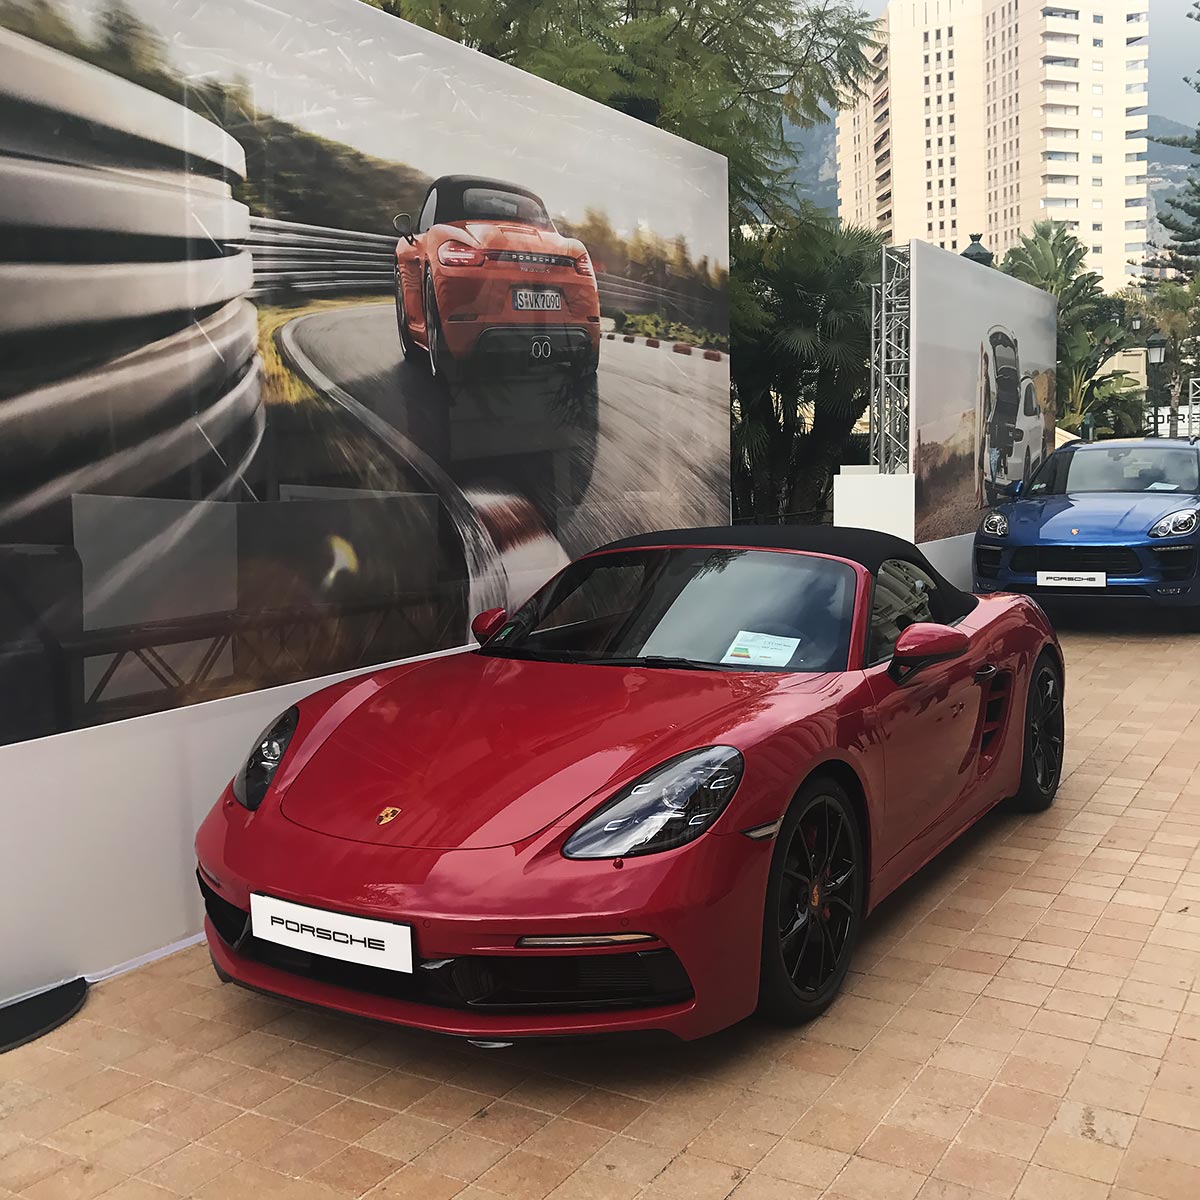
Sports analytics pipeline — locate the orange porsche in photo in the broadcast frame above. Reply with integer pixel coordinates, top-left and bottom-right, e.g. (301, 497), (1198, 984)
(393, 175), (601, 379)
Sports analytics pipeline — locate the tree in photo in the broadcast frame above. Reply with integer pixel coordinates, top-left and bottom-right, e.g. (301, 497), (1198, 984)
(366, 0), (878, 226)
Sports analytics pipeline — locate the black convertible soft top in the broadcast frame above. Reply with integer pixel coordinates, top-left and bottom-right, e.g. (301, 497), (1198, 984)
(594, 525), (977, 622)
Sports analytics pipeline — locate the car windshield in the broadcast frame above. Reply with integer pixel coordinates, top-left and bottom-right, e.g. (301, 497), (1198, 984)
(1028, 445), (1200, 496)
(479, 547), (858, 673)
(993, 341), (1018, 374)
(457, 186), (552, 228)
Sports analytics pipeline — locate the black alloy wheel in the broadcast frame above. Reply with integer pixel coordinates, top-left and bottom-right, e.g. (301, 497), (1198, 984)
(395, 274), (418, 359)
(759, 777), (864, 1023)
(1010, 653), (1064, 812)
(424, 271), (449, 380)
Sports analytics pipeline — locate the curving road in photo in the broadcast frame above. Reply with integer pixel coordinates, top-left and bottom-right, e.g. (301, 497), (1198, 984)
(282, 302), (730, 576)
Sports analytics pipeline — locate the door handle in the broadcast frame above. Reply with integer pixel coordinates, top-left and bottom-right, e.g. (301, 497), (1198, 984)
(974, 664), (998, 683)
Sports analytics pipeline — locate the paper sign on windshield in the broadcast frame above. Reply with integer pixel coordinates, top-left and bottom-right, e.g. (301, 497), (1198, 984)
(721, 630), (800, 667)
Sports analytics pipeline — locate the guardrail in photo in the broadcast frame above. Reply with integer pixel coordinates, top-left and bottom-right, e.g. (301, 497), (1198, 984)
(242, 215), (710, 324)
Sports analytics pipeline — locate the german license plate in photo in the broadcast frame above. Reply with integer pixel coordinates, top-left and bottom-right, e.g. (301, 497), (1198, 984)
(250, 893), (413, 972)
(513, 289), (561, 311)
(1036, 571), (1106, 588)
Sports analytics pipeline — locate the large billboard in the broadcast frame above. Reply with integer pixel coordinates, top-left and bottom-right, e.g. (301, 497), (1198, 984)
(909, 240), (1057, 543)
(0, 0), (730, 746)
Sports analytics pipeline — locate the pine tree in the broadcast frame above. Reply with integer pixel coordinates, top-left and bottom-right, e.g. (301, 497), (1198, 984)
(1151, 1), (1200, 277)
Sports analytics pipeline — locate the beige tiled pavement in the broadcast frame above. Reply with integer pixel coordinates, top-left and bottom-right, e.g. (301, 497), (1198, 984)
(6, 622), (1200, 1199)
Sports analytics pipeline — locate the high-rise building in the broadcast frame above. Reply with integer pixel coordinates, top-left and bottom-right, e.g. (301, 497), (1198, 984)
(836, 1), (1150, 291)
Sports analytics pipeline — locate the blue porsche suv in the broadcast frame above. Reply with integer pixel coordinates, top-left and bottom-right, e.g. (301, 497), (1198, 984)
(974, 438), (1200, 609)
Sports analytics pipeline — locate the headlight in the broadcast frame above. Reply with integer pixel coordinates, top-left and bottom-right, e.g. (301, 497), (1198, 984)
(1149, 509), (1199, 538)
(980, 511), (1009, 537)
(563, 746), (744, 860)
(232, 707), (299, 811)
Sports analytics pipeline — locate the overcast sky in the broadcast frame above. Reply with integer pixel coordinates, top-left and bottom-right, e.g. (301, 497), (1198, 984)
(73, 0), (729, 264)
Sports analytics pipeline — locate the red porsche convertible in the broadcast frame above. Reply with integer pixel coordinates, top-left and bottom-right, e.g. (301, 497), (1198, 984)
(196, 527), (1064, 1042)
(393, 175), (601, 379)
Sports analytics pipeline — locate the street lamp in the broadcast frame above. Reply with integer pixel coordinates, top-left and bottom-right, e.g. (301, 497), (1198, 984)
(1131, 315), (1142, 331)
(960, 233), (995, 267)
(1147, 332), (1167, 365)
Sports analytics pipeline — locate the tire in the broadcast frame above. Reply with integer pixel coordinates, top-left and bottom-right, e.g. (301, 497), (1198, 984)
(1009, 652), (1065, 813)
(394, 276), (420, 360)
(758, 775), (865, 1024)
(424, 271), (454, 382)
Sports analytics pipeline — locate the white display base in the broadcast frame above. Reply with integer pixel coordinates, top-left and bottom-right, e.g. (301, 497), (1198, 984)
(833, 470), (916, 540)
(920, 533), (975, 590)
(832, 470), (973, 587)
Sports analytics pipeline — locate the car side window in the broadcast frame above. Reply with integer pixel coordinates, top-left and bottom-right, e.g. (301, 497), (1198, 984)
(417, 188), (438, 233)
(868, 559), (939, 664)
(1023, 382), (1040, 418)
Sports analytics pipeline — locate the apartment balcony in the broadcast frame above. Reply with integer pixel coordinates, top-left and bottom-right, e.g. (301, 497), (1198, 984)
(1044, 180), (1082, 201)
(1042, 126), (1081, 143)
(1039, 10), (1081, 41)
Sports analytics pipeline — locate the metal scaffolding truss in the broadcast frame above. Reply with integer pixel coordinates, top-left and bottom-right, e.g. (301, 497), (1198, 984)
(869, 244), (912, 473)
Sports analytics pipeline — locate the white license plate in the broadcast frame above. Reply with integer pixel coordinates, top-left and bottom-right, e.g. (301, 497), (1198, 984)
(250, 894), (413, 973)
(513, 289), (561, 311)
(1036, 570), (1106, 588)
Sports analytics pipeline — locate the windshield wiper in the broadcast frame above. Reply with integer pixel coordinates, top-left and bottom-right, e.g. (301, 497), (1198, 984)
(585, 655), (725, 672)
(476, 647), (583, 664)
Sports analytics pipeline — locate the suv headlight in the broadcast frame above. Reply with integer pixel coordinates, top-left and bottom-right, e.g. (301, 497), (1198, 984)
(1149, 509), (1199, 538)
(563, 746), (744, 859)
(980, 511), (1009, 537)
(232, 707), (299, 811)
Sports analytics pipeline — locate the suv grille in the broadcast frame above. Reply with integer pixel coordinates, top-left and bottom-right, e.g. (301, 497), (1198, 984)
(975, 546), (1003, 579)
(1010, 546), (1141, 575)
(1151, 545), (1199, 581)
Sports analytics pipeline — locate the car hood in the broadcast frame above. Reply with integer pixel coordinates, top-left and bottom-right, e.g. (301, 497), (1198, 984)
(280, 651), (829, 850)
(1009, 491), (1199, 540)
(447, 220), (581, 257)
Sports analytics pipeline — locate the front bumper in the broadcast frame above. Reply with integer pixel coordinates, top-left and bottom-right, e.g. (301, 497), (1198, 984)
(974, 538), (1200, 604)
(195, 789), (770, 1041)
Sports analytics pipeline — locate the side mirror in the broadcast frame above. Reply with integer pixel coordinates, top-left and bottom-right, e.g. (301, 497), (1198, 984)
(393, 212), (414, 242)
(471, 607), (507, 643)
(1005, 479), (1024, 499)
(888, 622), (969, 683)
(1011, 427), (1025, 443)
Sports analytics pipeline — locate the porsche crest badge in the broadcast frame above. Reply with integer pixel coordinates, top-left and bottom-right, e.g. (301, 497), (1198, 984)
(376, 806), (402, 826)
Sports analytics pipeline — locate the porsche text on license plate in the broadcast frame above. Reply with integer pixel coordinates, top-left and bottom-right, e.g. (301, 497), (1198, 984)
(1036, 570), (1106, 588)
(513, 289), (561, 311)
(250, 894), (413, 972)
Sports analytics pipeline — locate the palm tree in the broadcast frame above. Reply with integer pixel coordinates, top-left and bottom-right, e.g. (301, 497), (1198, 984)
(1001, 220), (1135, 437)
(730, 211), (882, 521)
(1131, 278), (1200, 437)
(1056, 324), (1143, 437)
(1001, 221), (1105, 325)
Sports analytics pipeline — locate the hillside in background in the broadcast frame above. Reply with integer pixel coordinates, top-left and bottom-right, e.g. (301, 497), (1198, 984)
(1148, 113), (1198, 253)
(806, 111), (1197, 250)
(782, 119), (838, 214)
